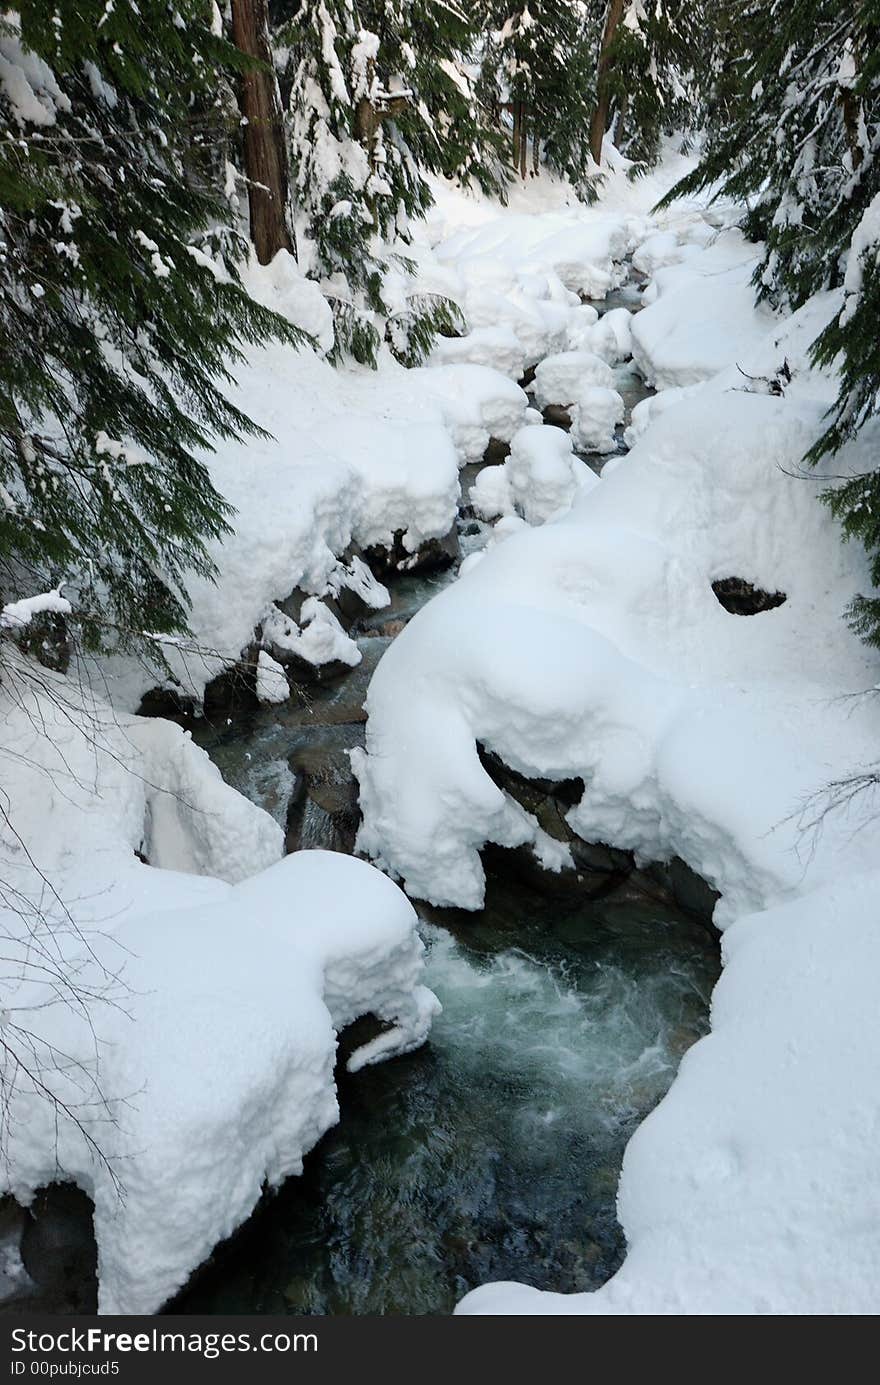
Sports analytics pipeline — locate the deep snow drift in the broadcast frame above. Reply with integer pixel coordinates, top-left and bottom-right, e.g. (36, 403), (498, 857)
(354, 208), (880, 1313)
(0, 658), (436, 1314)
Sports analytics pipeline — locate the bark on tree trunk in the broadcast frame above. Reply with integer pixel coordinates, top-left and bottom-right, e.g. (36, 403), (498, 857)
(520, 104), (528, 179)
(230, 0), (294, 265)
(589, 0), (627, 167)
(614, 91), (629, 153)
(512, 99), (522, 174)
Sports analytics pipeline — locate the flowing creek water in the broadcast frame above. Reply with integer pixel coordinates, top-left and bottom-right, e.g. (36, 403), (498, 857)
(168, 341), (720, 1311)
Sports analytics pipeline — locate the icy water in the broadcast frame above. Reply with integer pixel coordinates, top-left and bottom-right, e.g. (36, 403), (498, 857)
(173, 620), (717, 1315)
(2, 273), (711, 1319)
(170, 871), (717, 1315)
(168, 304), (714, 1315)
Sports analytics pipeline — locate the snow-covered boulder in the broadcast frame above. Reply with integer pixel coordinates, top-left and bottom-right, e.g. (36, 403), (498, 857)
(570, 385), (624, 453)
(470, 425), (597, 526)
(0, 663), (436, 1314)
(532, 350), (614, 408)
(407, 362), (530, 462)
(588, 307), (634, 365)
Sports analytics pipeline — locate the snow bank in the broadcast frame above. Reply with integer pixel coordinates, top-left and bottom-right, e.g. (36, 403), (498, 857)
(631, 229), (772, 388)
(355, 387), (880, 916)
(0, 660), (435, 1313)
(357, 181), (880, 1315)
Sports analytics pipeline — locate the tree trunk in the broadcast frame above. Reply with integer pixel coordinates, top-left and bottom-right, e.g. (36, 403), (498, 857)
(532, 119), (540, 174)
(519, 104), (528, 179)
(229, 0), (294, 265)
(589, 0), (627, 168)
(512, 99), (522, 173)
(614, 91), (629, 153)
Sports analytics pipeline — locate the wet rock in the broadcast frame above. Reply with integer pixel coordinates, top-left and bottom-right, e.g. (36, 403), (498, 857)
(285, 745), (360, 855)
(482, 437), (511, 466)
(476, 743), (719, 928)
(20, 1185), (98, 1314)
(364, 526), (460, 579)
(518, 365), (537, 390)
(203, 647), (259, 715)
(136, 685), (198, 725)
(712, 576), (787, 615)
(648, 856), (722, 926)
(360, 617), (408, 639)
(542, 404), (572, 430)
(15, 611), (72, 674)
(478, 744), (584, 818)
(142, 650), (260, 723)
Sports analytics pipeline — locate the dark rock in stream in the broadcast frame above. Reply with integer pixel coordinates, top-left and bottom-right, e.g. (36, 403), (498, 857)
(476, 743), (720, 932)
(482, 436), (511, 465)
(285, 743), (361, 855)
(364, 526), (460, 579)
(18, 1185), (98, 1314)
(542, 403), (572, 430)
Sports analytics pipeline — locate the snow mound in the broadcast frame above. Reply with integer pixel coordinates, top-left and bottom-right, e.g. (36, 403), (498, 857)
(407, 362), (530, 463)
(429, 325), (527, 380)
(588, 307), (634, 365)
(532, 350), (614, 407)
(631, 230), (772, 388)
(0, 663), (435, 1314)
(354, 390), (880, 920)
(470, 425), (597, 526)
(570, 385), (624, 453)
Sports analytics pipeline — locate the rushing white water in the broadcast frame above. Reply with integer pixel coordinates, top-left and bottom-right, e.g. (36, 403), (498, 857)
(172, 895), (716, 1316)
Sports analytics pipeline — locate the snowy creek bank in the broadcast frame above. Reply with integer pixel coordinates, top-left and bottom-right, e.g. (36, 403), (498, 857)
(3, 169), (758, 1316)
(168, 881), (718, 1315)
(142, 267), (721, 1313)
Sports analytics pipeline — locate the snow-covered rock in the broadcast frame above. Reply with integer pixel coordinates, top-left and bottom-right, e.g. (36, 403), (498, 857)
(0, 662), (436, 1314)
(588, 307), (634, 365)
(570, 385), (624, 453)
(470, 425), (597, 526)
(531, 350), (614, 408)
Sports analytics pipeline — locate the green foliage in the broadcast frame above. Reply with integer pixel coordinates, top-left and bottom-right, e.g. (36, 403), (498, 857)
(663, 1), (880, 645)
(0, 2), (308, 652)
(484, 2), (598, 192)
(284, 0), (469, 366)
(601, 1), (693, 170)
(662, 1), (880, 311)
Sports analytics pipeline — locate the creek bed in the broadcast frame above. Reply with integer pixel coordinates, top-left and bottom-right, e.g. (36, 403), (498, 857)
(168, 330), (715, 1316)
(175, 552), (717, 1315)
(170, 867), (717, 1315)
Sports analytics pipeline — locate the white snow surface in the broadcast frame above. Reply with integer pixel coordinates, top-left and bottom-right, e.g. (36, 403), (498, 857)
(355, 203), (880, 1314)
(470, 425), (597, 527)
(0, 660), (436, 1314)
(12, 139), (877, 1318)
